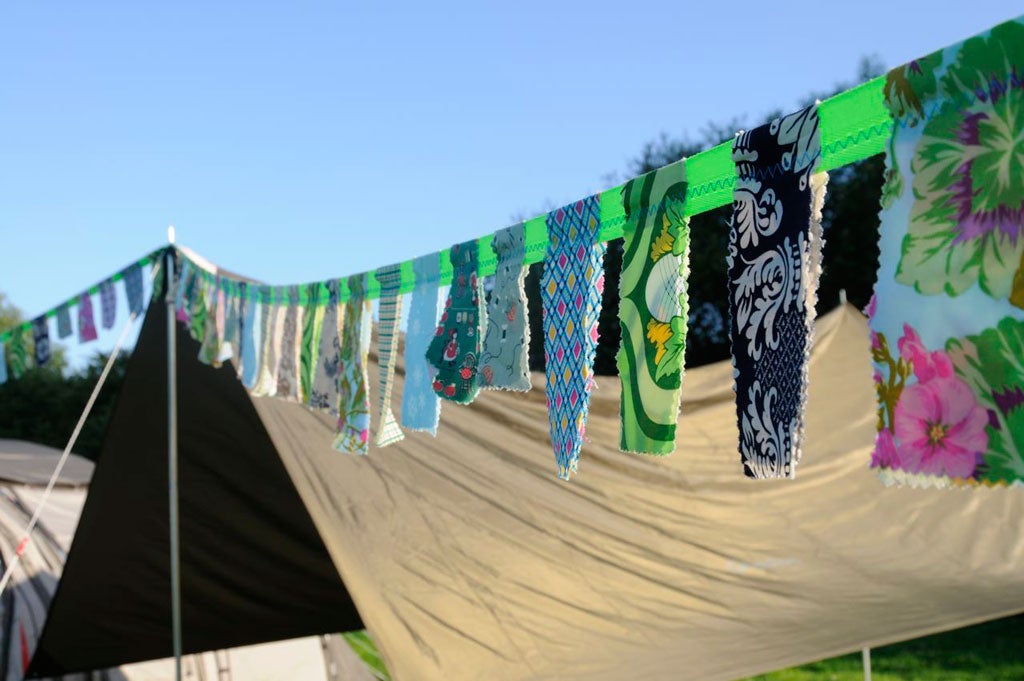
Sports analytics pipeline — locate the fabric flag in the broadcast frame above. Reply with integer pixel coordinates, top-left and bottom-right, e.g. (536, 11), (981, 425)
(187, 273), (207, 345)
(299, 282), (323, 405)
(198, 280), (222, 367)
(374, 264), (405, 447)
(123, 263), (144, 316)
(426, 240), (486, 404)
(0, 342), (7, 385)
(249, 290), (277, 396)
(402, 254), (443, 434)
(728, 104), (827, 479)
(56, 303), (73, 339)
(175, 259), (193, 324)
(78, 292), (98, 343)
(276, 286), (303, 401)
(334, 274), (372, 455)
(479, 223), (532, 392)
(617, 161), (691, 455)
(99, 280), (117, 330)
(309, 280), (344, 415)
(542, 196), (607, 480)
(7, 326), (30, 379)
(867, 18), (1024, 488)
(32, 317), (51, 367)
(223, 286), (242, 360)
(240, 293), (263, 391)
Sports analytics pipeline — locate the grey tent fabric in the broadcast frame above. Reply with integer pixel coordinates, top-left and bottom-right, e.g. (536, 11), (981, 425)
(0, 440), (93, 487)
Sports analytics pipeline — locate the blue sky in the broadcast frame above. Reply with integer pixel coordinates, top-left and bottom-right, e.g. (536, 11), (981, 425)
(0, 1), (1017, 360)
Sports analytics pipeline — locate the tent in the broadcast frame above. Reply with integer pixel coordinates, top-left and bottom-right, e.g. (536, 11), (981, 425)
(26, 260), (1024, 680)
(0, 439), (374, 681)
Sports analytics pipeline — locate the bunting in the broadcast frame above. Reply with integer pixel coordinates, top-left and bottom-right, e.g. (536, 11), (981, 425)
(374, 264), (405, 447)
(123, 263), (144, 315)
(617, 162), (690, 455)
(868, 19), (1024, 488)
(542, 196), (607, 480)
(309, 280), (344, 415)
(402, 254), (443, 434)
(334, 274), (372, 455)
(275, 287), (303, 401)
(0, 343), (7, 385)
(56, 303), (73, 339)
(78, 292), (98, 343)
(427, 240), (486, 404)
(32, 317), (50, 367)
(99, 280), (117, 330)
(728, 104), (827, 479)
(300, 282), (323, 405)
(479, 224), (532, 392)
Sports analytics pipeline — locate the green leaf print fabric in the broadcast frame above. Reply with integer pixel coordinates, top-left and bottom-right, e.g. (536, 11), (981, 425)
(616, 161), (690, 455)
(300, 282), (323, 406)
(426, 240), (486, 404)
(868, 16), (1024, 488)
(334, 274), (373, 455)
(7, 326), (30, 379)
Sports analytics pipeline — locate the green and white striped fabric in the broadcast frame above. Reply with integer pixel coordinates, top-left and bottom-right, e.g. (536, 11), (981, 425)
(373, 264), (405, 447)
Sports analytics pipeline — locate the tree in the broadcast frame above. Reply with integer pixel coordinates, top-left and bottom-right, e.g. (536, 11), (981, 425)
(0, 294), (119, 459)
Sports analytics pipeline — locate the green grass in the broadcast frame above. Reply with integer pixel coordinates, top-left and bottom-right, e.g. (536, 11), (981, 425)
(343, 613), (1024, 681)
(744, 614), (1024, 681)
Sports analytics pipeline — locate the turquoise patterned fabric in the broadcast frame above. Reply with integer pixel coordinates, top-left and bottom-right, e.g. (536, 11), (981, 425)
(542, 196), (607, 480)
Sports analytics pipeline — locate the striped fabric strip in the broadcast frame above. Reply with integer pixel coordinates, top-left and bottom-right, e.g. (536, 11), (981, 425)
(374, 264), (405, 447)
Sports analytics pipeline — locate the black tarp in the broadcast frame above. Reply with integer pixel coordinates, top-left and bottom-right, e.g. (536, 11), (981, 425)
(27, 270), (363, 676)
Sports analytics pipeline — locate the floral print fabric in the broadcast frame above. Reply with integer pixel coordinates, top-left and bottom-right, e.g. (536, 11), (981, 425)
(374, 264), (406, 447)
(56, 303), (73, 339)
(402, 254), (443, 434)
(617, 162), (690, 455)
(728, 104), (827, 479)
(869, 18), (1024, 488)
(479, 224), (532, 392)
(99, 280), (117, 330)
(542, 196), (607, 480)
(300, 282), (323, 406)
(334, 275), (373, 455)
(7, 327), (29, 379)
(427, 241), (486, 404)
(275, 287), (303, 401)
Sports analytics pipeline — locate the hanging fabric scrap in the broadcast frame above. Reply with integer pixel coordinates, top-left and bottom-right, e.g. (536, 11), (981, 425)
(123, 263), (144, 315)
(374, 264), (406, 447)
(7, 327), (29, 379)
(299, 282), (323, 406)
(32, 317), (50, 367)
(427, 240), (486, 404)
(56, 303), (73, 340)
(334, 274), (372, 454)
(402, 254), (443, 434)
(99, 280), (117, 329)
(617, 161), (691, 455)
(309, 279), (344, 415)
(275, 286), (303, 401)
(728, 104), (828, 479)
(479, 223), (532, 392)
(542, 195), (607, 479)
(78, 292), (98, 344)
(868, 18), (1024, 488)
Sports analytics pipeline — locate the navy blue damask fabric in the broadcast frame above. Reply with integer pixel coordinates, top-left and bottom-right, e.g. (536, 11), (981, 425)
(727, 105), (827, 479)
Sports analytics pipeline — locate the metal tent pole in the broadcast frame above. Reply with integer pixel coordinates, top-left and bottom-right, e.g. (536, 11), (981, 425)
(166, 228), (183, 681)
(862, 647), (872, 681)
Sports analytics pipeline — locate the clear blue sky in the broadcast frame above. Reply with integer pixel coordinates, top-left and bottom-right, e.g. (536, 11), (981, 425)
(0, 1), (1017, 351)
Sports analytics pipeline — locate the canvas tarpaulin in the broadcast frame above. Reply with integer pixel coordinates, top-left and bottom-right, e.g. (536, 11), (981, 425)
(27, 292), (1024, 680)
(258, 305), (1024, 681)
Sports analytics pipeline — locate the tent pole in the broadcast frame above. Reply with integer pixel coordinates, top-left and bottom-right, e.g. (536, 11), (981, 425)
(862, 647), (872, 681)
(165, 235), (183, 681)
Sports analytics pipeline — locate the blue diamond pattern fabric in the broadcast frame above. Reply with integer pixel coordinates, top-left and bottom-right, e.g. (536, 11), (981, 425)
(123, 263), (145, 316)
(542, 195), (607, 480)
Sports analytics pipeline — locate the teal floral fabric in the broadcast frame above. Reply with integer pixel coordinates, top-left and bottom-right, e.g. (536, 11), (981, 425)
(869, 17), (1024, 488)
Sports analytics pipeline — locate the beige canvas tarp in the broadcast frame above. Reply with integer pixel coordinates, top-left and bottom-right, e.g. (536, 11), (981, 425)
(256, 304), (1024, 681)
